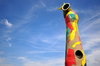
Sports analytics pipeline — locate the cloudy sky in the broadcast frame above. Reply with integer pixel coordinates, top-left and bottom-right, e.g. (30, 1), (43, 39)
(0, 0), (100, 66)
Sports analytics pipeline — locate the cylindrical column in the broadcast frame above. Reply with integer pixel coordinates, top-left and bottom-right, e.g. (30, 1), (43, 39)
(58, 3), (87, 66)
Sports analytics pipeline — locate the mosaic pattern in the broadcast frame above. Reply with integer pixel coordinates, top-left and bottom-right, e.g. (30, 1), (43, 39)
(59, 3), (87, 66)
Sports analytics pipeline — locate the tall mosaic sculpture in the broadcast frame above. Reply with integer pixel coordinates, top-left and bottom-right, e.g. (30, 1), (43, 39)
(58, 3), (86, 66)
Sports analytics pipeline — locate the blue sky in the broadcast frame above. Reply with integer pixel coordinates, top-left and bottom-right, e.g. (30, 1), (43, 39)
(0, 0), (100, 66)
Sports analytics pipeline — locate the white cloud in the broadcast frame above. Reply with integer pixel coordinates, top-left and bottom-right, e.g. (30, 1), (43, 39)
(24, 1), (46, 20)
(74, 7), (100, 15)
(28, 33), (65, 48)
(18, 57), (64, 66)
(6, 38), (12, 47)
(74, 9), (92, 14)
(39, 1), (46, 7)
(47, 7), (58, 11)
(8, 43), (12, 47)
(87, 48), (100, 66)
(27, 34), (65, 53)
(0, 19), (12, 27)
(18, 57), (27, 60)
(4, 19), (12, 27)
(82, 31), (100, 50)
(28, 50), (64, 54)
(80, 13), (100, 32)
(56, 34), (66, 39)
(6, 38), (11, 42)
(83, 13), (100, 23)
(0, 57), (13, 66)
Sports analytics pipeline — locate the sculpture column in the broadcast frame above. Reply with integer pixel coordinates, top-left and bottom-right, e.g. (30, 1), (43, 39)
(58, 3), (87, 66)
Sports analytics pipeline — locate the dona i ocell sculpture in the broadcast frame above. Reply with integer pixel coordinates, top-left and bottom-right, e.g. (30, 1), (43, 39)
(58, 3), (87, 66)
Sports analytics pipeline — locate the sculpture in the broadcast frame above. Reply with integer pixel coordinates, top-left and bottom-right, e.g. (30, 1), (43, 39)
(58, 3), (87, 66)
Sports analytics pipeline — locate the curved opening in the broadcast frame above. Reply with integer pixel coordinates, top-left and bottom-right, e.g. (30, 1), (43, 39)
(63, 4), (70, 10)
(75, 50), (83, 59)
